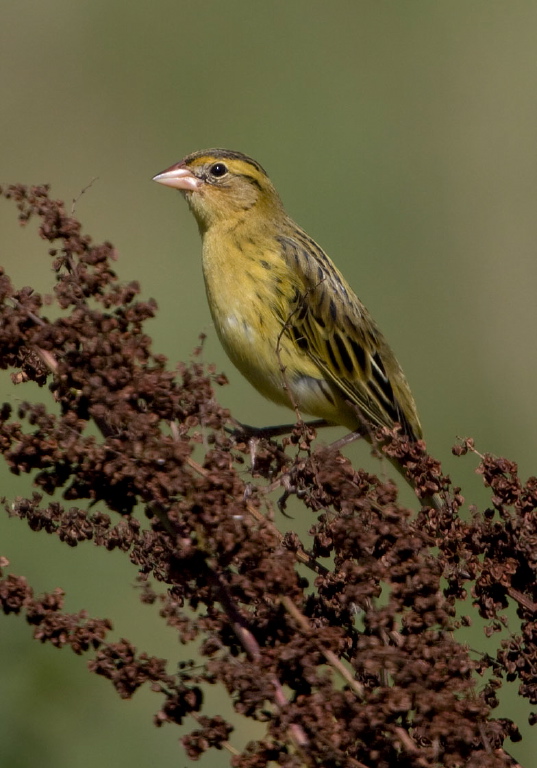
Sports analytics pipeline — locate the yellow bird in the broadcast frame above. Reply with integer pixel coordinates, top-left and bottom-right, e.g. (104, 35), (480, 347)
(153, 149), (423, 450)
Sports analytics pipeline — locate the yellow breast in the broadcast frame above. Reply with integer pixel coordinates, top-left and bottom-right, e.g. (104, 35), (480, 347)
(200, 227), (348, 424)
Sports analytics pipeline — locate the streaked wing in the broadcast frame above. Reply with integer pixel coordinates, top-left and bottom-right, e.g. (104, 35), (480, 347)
(277, 232), (422, 440)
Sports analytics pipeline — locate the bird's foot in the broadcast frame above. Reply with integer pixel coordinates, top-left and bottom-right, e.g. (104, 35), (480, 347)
(226, 418), (329, 442)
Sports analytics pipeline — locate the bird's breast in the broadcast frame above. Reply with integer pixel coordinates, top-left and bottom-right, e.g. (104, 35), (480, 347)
(200, 231), (300, 402)
(199, 228), (349, 423)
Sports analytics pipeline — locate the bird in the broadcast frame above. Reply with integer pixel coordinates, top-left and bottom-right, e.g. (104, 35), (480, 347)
(153, 149), (429, 489)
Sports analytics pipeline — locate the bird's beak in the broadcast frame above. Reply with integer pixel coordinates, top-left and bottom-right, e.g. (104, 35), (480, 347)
(152, 164), (203, 191)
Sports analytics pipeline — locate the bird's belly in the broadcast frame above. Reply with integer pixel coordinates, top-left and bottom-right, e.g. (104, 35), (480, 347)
(215, 311), (352, 426)
(216, 311), (291, 405)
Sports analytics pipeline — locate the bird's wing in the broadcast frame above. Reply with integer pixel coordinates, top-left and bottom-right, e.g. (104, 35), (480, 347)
(277, 233), (422, 440)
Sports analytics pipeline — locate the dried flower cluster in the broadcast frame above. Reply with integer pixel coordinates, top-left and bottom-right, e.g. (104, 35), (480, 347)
(0, 184), (534, 767)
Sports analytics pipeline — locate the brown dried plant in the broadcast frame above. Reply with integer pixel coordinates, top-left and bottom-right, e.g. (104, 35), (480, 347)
(0, 184), (535, 767)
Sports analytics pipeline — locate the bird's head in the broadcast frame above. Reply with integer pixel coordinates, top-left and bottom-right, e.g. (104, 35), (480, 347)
(153, 149), (284, 232)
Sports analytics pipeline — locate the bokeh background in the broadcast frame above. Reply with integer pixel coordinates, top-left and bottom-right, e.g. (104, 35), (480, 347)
(1, 2), (537, 766)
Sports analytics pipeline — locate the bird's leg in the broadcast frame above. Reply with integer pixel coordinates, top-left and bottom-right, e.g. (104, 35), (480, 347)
(226, 418), (330, 441)
(227, 418), (330, 479)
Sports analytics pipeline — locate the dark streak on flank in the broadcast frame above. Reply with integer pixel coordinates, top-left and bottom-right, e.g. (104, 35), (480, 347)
(319, 380), (335, 406)
(368, 378), (397, 420)
(298, 230), (329, 266)
(334, 334), (354, 375)
(260, 260), (271, 270)
(350, 338), (367, 373)
(278, 238), (299, 267)
(372, 352), (387, 378)
(376, 378), (397, 415)
(369, 368), (397, 412)
(326, 340), (340, 373)
(289, 326), (309, 351)
(296, 334), (309, 351)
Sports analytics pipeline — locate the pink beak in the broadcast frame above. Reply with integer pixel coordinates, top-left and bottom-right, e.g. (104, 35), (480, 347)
(152, 164), (203, 191)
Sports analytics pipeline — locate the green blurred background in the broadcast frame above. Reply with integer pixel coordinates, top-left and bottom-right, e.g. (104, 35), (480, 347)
(1, 2), (537, 766)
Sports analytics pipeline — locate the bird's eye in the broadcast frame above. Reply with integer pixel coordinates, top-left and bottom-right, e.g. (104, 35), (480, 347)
(209, 162), (228, 178)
